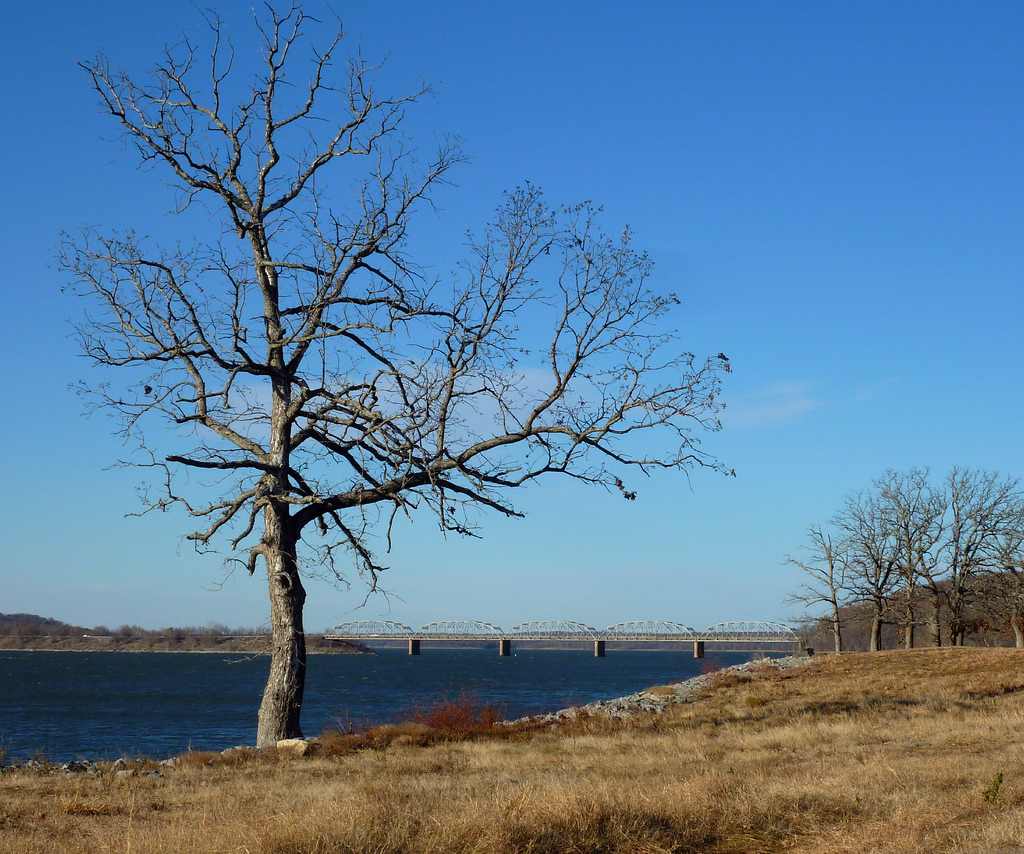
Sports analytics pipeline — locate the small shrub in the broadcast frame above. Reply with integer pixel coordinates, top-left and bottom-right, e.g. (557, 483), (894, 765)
(983, 771), (1004, 804)
(318, 730), (372, 757)
(216, 747), (273, 767)
(60, 795), (124, 816)
(409, 692), (503, 738)
(173, 750), (222, 769)
(319, 693), (508, 756)
(710, 671), (751, 691)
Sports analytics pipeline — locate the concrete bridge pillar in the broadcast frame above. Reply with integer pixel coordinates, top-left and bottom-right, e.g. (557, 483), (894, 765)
(498, 638), (512, 656)
(693, 640), (705, 659)
(593, 639), (606, 657)
(407, 638), (421, 656)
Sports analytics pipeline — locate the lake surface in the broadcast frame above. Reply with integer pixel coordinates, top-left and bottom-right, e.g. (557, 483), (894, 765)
(0, 648), (764, 761)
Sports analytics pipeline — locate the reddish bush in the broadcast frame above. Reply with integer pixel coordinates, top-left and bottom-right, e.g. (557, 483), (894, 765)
(409, 692), (503, 737)
(318, 694), (515, 756)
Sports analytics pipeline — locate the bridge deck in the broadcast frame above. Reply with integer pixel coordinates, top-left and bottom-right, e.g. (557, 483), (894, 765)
(325, 634), (797, 643)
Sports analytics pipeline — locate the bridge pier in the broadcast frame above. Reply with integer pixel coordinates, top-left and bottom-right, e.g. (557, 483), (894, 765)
(693, 640), (705, 658)
(498, 638), (512, 656)
(408, 638), (421, 656)
(594, 639), (606, 657)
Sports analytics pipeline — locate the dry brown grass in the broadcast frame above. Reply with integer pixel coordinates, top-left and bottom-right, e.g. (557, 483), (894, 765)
(642, 684), (679, 697)
(3, 648), (1024, 853)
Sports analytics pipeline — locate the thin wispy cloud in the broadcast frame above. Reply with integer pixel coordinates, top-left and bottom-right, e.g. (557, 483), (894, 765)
(853, 377), (900, 403)
(723, 381), (819, 429)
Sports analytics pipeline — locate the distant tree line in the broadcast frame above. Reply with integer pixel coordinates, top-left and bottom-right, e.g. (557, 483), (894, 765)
(788, 468), (1024, 652)
(0, 614), (269, 639)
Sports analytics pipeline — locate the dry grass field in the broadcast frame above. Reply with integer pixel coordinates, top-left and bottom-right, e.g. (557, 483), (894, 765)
(3, 648), (1024, 853)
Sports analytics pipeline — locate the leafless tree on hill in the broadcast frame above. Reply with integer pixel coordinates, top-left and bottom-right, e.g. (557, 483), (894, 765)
(794, 468), (1024, 651)
(877, 468), (945, 648)
(62, 5), (730, 745)
(786, 525), (849, 652)
(835, 490), (899, 651)
(993, 521), (1024, 647)
(942, 468), (1020, 645)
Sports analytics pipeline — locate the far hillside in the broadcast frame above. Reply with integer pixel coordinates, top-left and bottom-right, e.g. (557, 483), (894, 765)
(0, 613), (368, 655)
(0, 613), (91, 636)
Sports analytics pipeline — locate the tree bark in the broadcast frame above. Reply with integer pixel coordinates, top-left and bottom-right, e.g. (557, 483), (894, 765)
(256, 512), (306, 747)
(925, 593), (942, 647)
(831, 608), (843, 653)
(1011, 615), (1024, 649)
(902, 590), (915, 650)
(929, 607), (942, 647)
(256, 364), (306, 748)
(869, 608), (883, 652)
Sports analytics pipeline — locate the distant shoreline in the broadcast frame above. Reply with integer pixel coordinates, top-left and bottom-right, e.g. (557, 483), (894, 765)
(0, 647), (370, 655)
(0, 637), (370, 655)
(0, 615), (373, 656)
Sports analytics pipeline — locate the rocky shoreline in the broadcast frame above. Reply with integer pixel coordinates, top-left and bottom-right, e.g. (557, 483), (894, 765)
(502, 653), (814, 725)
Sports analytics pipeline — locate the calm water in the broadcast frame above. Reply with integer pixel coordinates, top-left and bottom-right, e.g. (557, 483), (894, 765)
(0, 648), (762, 761)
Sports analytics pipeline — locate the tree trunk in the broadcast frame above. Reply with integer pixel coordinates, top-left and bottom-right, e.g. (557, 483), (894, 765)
(902, 591), (914, 650)
(948, 599), (966, 647)
(928, 596), (942, 647)
(831, 608), (843, 653)
(869, 609), (883, 652)
(256, 516), (306, 747)
(1011, 615), (1024, 649)
(946, 588), (967, 647)
(255, 332), (306, 748)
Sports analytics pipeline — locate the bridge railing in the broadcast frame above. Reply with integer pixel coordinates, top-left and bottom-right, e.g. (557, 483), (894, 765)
(325, 617), (800, 642)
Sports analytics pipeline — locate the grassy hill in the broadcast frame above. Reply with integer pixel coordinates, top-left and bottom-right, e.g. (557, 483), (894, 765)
(3, 648), (1024, 852)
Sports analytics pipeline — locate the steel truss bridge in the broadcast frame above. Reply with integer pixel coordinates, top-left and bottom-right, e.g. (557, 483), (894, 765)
(324, 618), (803, 658)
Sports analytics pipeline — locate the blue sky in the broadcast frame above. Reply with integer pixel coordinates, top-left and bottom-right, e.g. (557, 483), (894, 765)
(1, 1), (1021, 632)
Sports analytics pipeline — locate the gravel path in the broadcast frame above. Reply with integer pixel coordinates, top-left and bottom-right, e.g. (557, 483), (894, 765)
(502, 654), (814, 726)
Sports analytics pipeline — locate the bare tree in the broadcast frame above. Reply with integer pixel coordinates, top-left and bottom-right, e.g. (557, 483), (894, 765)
(62, 6), (730, 745)
(877, 468), (945, 648)
(942, 468), (1019, 645)
(993, 521), (1024, 647)
(835, 490), (899, 651)
(786, 526), (848, 652)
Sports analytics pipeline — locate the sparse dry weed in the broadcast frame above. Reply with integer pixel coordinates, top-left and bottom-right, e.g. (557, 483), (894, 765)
(2, 648), (1024, 853)
(642, 684), (678, 697)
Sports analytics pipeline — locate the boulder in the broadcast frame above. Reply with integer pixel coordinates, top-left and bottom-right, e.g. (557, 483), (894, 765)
(275, 738), (317, 757)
